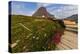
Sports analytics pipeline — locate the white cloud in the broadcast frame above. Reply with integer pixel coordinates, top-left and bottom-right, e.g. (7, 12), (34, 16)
(47, 5), (78, 19)
(37, 3), (51, 9)
(43, 3), (51, 7)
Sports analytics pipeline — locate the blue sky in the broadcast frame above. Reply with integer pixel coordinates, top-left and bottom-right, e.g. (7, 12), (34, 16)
(10, 1), (78, 19)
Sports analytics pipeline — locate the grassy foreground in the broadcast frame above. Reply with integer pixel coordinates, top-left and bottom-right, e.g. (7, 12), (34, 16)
(10, 15), (64, 52)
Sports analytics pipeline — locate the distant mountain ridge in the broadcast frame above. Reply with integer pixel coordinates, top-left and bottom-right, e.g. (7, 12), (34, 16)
(67, 14), (78, 20)
(64, 14), (78, 23)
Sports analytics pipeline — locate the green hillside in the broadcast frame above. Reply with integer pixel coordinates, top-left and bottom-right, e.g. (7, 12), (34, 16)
(10, 15), (65, 52)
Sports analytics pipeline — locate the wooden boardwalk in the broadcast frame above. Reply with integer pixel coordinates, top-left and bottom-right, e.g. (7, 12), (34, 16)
(56, 21), (78, 50)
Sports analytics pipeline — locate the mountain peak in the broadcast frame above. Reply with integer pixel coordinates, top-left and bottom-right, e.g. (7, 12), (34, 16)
(32, 7), (55, 19)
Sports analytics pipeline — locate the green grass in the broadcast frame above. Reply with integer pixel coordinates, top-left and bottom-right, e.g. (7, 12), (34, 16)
(10, 15), (64, 52)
